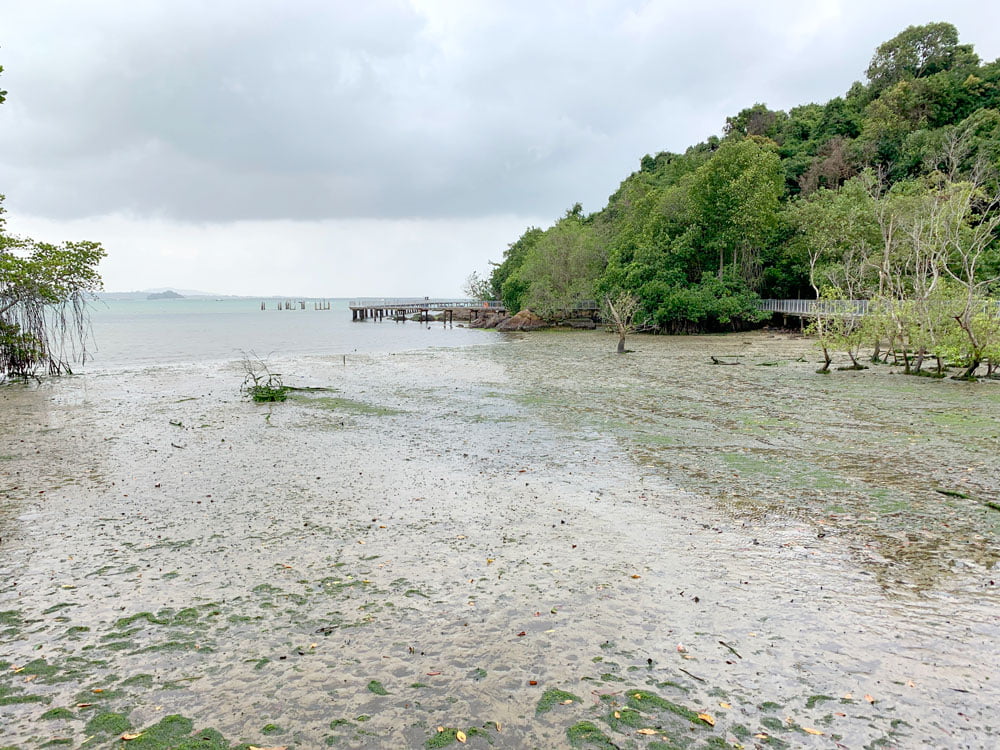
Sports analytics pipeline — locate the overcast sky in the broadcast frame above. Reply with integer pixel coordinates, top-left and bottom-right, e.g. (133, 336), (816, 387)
(3, 1), (1000, 296)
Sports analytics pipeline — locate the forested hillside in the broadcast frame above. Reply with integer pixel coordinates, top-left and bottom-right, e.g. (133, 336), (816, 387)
(477, 22), (1000, 345)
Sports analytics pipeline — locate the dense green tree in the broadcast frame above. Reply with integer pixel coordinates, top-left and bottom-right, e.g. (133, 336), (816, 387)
(688, 137), (783, 286)
(489, 226), (544, 312)
(865, 22), (978, 93)
(468, 21), (1000, 355)
(512, 212), (605, 318)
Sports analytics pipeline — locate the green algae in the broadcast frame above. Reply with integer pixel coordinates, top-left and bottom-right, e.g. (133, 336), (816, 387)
(806, 694), (835, 709)
(367, 679), (389, 695)
(116, 611), (171, 628)
(423, 727), (489, 748)
(625, 690), (700, 723)
(84, 711), (132, 736)
(425, 728), (461, 748)
(566, 721), (618, 749)
(604, 707), (645, 731)
(41, 707), (76, 720)
(0, 692), (49, 705)
(19, 657), (59, 679)
(261, 723), (284, 735)
(536, 688), (583, 715)
(760, 716), (785, 731)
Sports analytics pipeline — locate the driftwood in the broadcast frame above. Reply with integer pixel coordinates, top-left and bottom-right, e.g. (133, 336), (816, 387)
(710, 356), (741, 365)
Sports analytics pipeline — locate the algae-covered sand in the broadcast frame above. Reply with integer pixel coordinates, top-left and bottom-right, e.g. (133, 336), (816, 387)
(1, 331), (998, 748)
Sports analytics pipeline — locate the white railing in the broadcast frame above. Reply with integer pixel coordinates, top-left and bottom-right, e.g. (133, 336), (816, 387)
(759, 299), (1000, 317)
(758, 299), (869, 316)
(348, 298), (506, 309)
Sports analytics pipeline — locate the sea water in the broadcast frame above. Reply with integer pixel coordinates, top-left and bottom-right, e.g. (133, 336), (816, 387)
(82, 297), (496, 370)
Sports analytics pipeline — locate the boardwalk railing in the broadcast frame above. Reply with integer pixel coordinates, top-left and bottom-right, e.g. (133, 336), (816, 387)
(758, 298), (1000, 318)
(348, 298), (600, 312)
(348, 298), (506, 310)
(758, 299), (870, 317)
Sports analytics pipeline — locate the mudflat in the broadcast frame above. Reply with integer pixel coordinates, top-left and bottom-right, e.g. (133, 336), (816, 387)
(1, 330), (998, 748)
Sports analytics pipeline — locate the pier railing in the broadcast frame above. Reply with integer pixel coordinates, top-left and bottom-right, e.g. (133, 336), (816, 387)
(758, 298), (999, 318)
(758, 299), (870, 317)
(348, 298), (506, 310)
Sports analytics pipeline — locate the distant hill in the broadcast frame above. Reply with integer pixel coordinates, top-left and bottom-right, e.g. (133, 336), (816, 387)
(146, 290), (184, 300)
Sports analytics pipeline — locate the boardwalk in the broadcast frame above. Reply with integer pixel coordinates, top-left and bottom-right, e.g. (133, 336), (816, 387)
(347, 298), (600, 322)
(759, 299), (870, 318)
(348, 298), (506, 323)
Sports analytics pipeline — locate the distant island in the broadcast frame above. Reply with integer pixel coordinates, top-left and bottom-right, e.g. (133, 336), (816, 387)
(146, 290), (184, 300)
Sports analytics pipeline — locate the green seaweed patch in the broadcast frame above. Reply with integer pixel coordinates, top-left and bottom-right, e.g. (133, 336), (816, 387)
(262, 723), (285, 735)
(754, 733), (790, 748)
(41, 707), (76, 721)
(425, 728), (461, 749)
(41, 739), (74, 747)
(0, 691), (50, 706)
(604, 707), (645, 731)
(101, 714), (200, 749)
(41, 602), (77, 615)
(84, 711), (132, 736)
(566, 721), (618, 749)
(330, 718), (354, 729)
(19, 657), (60, 679)
(536, 688), (583, 715)
(116, 611), (171, 628)
(760, 716), (785, 732)
(102, 640), (136, 652)
(467, 668), (487, 681)
(805, 694), (835, 709)
(424, 727), (489, 748)
(367, 680), (389, 695)
(0, 610), (21, 626)
(625, 690), (700, 724)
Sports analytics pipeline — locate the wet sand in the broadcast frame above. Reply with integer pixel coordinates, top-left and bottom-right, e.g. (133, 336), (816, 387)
(1, 330), (998, 749)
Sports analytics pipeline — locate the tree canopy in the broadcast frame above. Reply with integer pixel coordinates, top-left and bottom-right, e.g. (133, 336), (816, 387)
(474, 22), (1000, 358)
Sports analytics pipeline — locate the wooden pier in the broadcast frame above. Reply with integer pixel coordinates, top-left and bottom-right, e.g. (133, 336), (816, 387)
(348, 298), (507, 323)
(260, 300), (331, 310)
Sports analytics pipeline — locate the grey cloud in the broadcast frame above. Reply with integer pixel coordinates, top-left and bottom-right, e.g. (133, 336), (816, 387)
(3, 0), (1000, 223)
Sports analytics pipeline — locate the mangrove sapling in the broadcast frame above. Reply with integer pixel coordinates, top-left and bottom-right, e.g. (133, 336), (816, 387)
(240, 353), (288, 402)
(602, 291), (642, 354)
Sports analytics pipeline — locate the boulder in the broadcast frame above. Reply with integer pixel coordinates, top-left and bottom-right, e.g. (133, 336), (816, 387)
(497, 309), (547, 331)
(469, 312), (508, 329)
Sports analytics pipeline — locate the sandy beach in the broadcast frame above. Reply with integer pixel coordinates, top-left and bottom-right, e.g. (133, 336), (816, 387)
(2, 330), (998, 748)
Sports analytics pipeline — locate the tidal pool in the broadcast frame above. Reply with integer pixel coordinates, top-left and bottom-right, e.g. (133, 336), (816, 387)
(0, 330), (997, 748)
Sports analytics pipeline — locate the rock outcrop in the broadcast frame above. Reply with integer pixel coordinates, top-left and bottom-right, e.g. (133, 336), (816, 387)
(496, 309), (547, 331)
